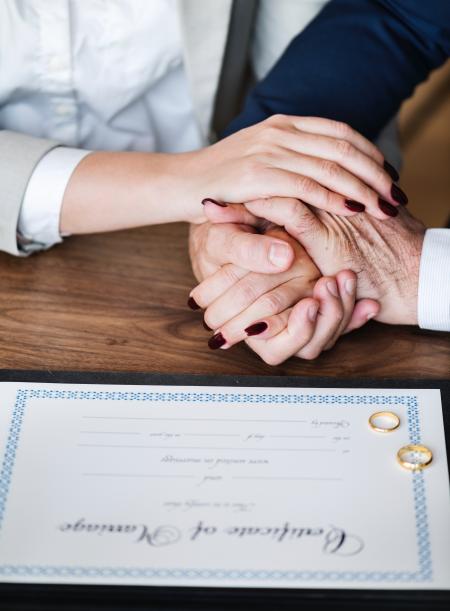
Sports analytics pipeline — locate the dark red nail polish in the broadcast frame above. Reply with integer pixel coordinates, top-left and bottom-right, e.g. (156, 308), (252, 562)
(208, 332), (226, 350)
(391, 183), (408, 206)
(245, 321), (268, 336)
(383, 160), (399, 182)
(202, 320), (211, 331)
(378, 198), (398, 217)
(187, 296), (201, 310)
(344, 200), (365, 213)
(201, 198), (227, 207)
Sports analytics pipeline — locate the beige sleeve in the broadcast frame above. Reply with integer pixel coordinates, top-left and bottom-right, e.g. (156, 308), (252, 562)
(0, 130), (58, 255)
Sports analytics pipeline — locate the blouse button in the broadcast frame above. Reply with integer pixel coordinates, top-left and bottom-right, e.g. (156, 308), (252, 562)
(55, 104), (73, 117)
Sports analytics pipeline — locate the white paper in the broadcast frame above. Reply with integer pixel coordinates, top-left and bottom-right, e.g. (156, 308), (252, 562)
(0, 382), (449, 589)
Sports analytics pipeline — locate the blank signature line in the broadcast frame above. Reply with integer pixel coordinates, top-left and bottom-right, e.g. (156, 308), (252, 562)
(269, 435), (326, 439)
(78, 444), (336, 452)
(232, 476), (342, 482)
(80, 431), (140, 435)
(83, 473), (195, 479)
(184, 433), (240, 437)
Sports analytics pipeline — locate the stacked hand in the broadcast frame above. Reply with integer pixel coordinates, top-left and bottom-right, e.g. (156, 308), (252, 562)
(60, 111), (418, 362)
(185, 114), (406, 226)
(188, 148), (424, 364)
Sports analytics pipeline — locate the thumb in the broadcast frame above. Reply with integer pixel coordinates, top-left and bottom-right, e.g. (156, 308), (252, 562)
(244, 198), (324, 250)
(208, 222), (295, 273)
(343, 299), (380, 334)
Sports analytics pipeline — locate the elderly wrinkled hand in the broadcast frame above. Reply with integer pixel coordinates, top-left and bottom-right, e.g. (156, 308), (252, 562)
(191, 196), (424, 328)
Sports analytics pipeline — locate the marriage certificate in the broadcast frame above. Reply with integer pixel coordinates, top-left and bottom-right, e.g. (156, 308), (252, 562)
(0, 382), (449, 590)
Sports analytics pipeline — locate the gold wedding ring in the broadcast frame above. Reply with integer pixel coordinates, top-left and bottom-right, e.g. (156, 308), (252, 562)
(397, 444), (433, 471)
(368, 411), (400, 433)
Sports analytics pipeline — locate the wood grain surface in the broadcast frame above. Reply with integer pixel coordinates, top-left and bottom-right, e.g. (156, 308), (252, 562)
(0, 223), (448, 379)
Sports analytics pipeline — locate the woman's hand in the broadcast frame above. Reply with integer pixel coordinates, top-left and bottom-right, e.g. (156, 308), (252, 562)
(185, 114), (406, 222)
(192, 261), (378, 365)
(242, 271), (377, 365)
(61, 114), (405, 236)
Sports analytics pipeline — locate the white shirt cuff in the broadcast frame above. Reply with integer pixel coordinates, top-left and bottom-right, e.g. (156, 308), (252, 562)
(418, 228), (450, 332)
(17, 147), (91, 253)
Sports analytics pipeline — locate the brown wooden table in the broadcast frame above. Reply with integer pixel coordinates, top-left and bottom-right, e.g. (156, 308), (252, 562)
(0, 223), (448, 379)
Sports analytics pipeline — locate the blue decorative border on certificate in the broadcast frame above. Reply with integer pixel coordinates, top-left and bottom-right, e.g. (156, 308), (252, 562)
(0, 388), (431, 583)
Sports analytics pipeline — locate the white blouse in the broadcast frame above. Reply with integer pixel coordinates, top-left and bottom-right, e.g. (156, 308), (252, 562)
(0, 0), (202, 245)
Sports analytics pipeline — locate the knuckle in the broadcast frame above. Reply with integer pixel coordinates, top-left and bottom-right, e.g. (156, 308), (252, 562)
(296, 175), (316, 196)
(372, 148), (385, 163)
(259, 291), (284, 316)
(321, 187), (337, 210)
(374, 164), (387, 183)
(377, 165), (392, 189)
(261, 350), (283, 366)
(324, 339), (337, 352)
(259, 149), (279, 166)
(240, 281), (260, 305)
(362, 185), (378, 206)
(334, 120), (352, 138)
(334, 139), (354, 158)
(221, 265), (241, 285)
(319, 160), (341, 179)
(298, 345), (320, 361)
(265, 113), (287, 126)
(235, 239), (257, 268)
(254, 240), (270, 264)
(290, 207), (318, 236)
(260, 125), (280, 142)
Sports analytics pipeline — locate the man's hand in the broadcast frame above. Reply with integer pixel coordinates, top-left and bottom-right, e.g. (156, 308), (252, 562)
(197, 199), (425, 326)
(188, 219), (295, 282)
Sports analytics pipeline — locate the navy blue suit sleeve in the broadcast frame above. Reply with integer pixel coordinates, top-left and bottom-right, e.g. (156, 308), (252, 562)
(224, 0), (450, 140)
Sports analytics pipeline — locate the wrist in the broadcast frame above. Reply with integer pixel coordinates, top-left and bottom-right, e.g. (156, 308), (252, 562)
(378, 227), (425, 326)
(156, 150), (208, 224)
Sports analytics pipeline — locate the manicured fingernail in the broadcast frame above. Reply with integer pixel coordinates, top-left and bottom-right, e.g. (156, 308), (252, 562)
(202, 320), (211, 331)
(383, 160), (399, 182)
(345, 278), (356, 295)
(269, 242), (292, 268)
(187, 296), (201, 310)
(308, 304), (319, 322)
(378, 198), (398, 217)
(208, 332), (226, 350)
(201, 198), (227, 207)
(391, 184), (408, 206)
(326, 280), (339, 297)
(245, 321), (268, 336)
(344, 200), (365, 213)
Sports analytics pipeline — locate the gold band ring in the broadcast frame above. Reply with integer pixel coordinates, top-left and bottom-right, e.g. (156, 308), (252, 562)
(368, 411), (400, 433)
(397, 444), (433, 471)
